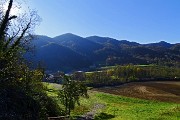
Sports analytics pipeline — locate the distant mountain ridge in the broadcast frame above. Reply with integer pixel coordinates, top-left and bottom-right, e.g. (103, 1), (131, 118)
(28, 33), (180, 72)
(144, 41), (174, 48)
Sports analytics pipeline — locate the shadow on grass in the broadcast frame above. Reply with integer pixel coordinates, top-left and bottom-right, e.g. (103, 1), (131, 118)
(94, 112), (115, 120)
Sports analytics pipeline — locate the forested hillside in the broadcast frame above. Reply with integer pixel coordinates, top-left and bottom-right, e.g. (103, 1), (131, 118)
(29, 33), (180, 72)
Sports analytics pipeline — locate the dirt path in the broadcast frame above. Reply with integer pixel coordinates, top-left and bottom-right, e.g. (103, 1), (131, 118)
(77, 103), (105, 120)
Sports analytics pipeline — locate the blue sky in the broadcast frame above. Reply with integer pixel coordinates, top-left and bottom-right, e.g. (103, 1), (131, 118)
(28, 0), (180, 43)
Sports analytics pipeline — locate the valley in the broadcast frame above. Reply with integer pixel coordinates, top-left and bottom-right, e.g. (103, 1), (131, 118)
(1, 0), (180, 119)
(29, 33), (180, 72)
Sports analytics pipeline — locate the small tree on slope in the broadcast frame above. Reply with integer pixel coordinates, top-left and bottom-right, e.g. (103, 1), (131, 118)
(58, 76), (88, 116)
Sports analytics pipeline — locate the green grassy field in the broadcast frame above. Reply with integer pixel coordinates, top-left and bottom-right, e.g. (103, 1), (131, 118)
(44, 83), (180, 120)
(92, 92), (179, 120)
(99, 64), (155, 70)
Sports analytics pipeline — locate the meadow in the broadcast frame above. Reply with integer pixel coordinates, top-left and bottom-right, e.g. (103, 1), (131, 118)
(45, 82), (180, 120)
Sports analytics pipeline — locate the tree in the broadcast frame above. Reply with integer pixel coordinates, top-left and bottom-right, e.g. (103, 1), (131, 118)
(0, 0), (40, 83)
(0, 1), (62, 119)
(58, 76), (88, 116)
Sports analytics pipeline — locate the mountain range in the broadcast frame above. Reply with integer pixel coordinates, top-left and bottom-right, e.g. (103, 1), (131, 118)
(27, 33), (180, 72)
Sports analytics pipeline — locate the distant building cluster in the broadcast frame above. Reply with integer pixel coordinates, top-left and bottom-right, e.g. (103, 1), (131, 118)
(43, 70), (87, 84)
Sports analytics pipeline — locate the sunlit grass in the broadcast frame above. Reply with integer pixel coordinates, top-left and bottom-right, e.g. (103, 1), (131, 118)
(44, 83), (180, 120)
(94, 93), (180, 120)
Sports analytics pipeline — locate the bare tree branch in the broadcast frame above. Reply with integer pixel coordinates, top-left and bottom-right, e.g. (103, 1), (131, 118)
(8, 15), (17, 21)
(4, 27), (20, 49)
(10, 19), (31, 50)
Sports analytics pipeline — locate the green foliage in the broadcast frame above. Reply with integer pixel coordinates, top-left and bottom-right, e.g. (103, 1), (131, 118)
(58, 76), (88, 116)
(0, 0), (63, 119)
(0, 64), (63, 119)
(84, 65), (180, 86)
